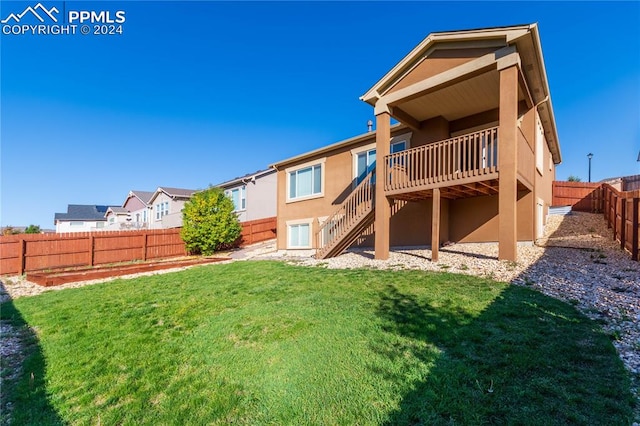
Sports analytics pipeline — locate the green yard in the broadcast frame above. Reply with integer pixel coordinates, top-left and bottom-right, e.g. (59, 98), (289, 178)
(1, 261), (634, 425)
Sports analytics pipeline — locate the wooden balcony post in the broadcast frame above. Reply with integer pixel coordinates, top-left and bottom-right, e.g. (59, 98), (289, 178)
(375, 111), (391, 260)
(498, 65), (519, 261)
(431, 188), (441, 262)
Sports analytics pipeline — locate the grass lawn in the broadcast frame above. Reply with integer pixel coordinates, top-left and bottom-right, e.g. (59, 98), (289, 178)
(1, 261), (634, 425)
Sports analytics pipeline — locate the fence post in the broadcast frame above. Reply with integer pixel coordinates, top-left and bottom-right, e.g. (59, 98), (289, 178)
(89, 236), (95, 266)
(632, 196), (639, 261)
(143, 233), (148, 261)
(18, 239), (26, 275)
(612, 194), (618, 241)
(620, 198), (626, 250)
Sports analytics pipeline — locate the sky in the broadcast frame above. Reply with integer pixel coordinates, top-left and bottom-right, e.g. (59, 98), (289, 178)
(1, 1), (639, 229)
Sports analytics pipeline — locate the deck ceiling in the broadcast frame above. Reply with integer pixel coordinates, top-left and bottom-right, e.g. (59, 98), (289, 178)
(389, 179), (530, 201)
(395, 69), (527, 123)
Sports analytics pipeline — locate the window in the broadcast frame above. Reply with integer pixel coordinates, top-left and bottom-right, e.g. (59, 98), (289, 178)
(356, 149), (376, 184)
(109, 217), (115, 224)
(287, 161), (324, 201)
(143, 210), (147, 223)
(391, 140), (406, 153)
(96, 222), (105, 228)
(226, 186), (246, 211)
(352, 137), (409, 185)
(70, 221), (84, 226)
(288, 223), (311, 248)
(156, 201), (169, 220)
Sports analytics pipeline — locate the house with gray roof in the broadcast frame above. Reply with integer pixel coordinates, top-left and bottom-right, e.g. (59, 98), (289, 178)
(54, 204), (117, 233)
(216, 168), (277, 223)
(148, 187), (198, 229)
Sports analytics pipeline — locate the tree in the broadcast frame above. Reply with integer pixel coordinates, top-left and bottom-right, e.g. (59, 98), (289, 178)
(24, 224), (41, 234)
(567, 175), (582, 182)
(181, 187), (242, 255)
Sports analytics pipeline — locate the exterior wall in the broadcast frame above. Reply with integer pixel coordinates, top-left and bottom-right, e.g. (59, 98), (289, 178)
(124, 196), (145, 212)
(56, 220), (106, 233)
(387, 47), (501, 95)
(277, 129), (410, 250)
(247, 172), (277, 221)
(150, 193), (188, 229)
(448, 191), (533, 243)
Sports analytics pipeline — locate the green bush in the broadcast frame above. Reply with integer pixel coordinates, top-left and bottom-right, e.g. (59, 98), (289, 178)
(24, 224), (41, 234)
(180, 187), (242, 255)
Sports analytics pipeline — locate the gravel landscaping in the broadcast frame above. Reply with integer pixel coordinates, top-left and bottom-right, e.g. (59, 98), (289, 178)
(1, 212), (638, 416)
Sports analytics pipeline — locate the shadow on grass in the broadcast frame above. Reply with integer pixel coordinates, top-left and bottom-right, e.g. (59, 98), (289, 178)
(375, 282), (635, 425)
(0, 282), (64, 426)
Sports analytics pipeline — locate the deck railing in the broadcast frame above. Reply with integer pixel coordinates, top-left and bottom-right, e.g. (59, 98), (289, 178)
(384, 127), (499, 193)
(316, 169), (375, 258)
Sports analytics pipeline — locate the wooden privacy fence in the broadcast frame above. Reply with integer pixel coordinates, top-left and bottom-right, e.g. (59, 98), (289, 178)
(239, 217), (277, 246)
(552, 181), (603, 213)
(0, 229), (187, 276)
(603, 184), (640, 261)
(0, 217), (278, 275)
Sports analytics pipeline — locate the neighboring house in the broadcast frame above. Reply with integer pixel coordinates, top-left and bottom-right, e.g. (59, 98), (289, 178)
(601, 175), (640, 192)
(104, 206), (131, 229)
(271, 24), (561, 262)
(121, 190), (155, 229)
(148, 187), (197, 229)
(54, 205), (116, 233)
(216, 169), (277, 222)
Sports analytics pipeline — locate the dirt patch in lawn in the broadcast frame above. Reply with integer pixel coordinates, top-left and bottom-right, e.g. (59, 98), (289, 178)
(26, 257), (230, 287)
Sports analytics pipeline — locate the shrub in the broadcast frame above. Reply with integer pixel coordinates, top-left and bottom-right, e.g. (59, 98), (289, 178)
(180, 187), (242, 255)
(24, 225), (42, 234)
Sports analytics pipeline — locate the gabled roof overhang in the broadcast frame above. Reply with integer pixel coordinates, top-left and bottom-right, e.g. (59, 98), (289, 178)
(361, 24), (561, 164)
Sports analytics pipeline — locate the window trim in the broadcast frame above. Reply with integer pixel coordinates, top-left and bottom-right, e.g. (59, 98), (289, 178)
(155, 201), (169, 221)
(286, 218), (313, 249)
(226, 185), (247, 212)
(285, 158), (326, 203)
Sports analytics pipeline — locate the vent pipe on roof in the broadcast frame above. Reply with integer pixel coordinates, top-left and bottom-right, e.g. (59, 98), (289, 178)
(367, 120), (373, 132)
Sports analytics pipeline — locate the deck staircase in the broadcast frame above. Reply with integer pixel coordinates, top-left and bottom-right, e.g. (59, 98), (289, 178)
(315, 170), (376, 259)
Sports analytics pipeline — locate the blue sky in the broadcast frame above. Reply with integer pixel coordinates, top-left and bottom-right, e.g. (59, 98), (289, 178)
(1, 1), (639, 228)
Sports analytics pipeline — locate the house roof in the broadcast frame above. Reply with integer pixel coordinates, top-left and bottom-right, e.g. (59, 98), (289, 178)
(126, 190), (155, 206)
(148, 187), (198, 204)
(54, 205), (116, 222)
(215, 168), (276, 188)
(360, 23), (561, 164)
(106, 206), (129, 215)
(271, 123), (407, 169)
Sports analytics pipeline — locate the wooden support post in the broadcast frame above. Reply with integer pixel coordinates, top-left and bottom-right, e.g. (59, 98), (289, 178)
(620, 199), (627, 251)
(18, 239), (26, 275)
(613, 194), (618, 241)
(143, 233), (148, 261)
(632, 197), (639, 261)
(374, 111), (391, 260)
(89, 236), (95, 266)
(498, 65), (518, 261)
(431, 188), (441, 262)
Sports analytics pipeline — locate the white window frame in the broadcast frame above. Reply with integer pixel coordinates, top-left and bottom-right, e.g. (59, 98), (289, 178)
(286, 218), (313, 249)
(285, 158), (326, 203)
(155, 201), (169, 220)
(226, 186), (247, 212)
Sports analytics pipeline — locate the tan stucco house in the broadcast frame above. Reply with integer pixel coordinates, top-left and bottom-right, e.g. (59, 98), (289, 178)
(271, 24), (561, 262)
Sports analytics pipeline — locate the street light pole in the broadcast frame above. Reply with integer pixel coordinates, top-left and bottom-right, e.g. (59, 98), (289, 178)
(587, 153), (593, 183)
